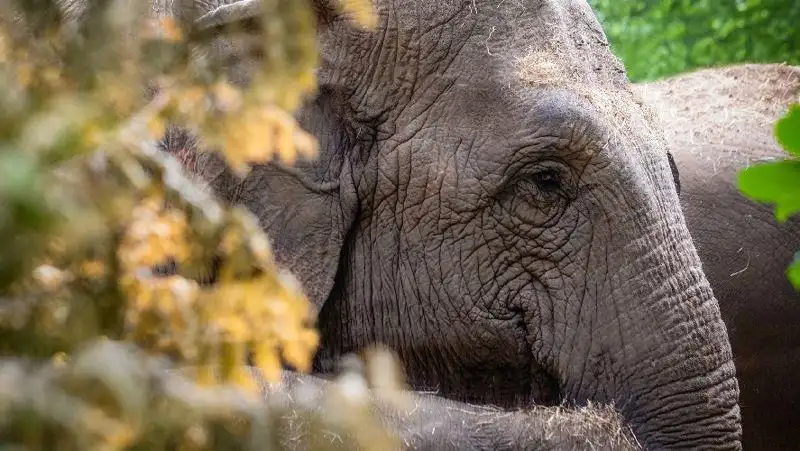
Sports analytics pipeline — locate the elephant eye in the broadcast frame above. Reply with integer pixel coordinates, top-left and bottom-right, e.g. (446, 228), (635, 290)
(499, 163), (572, 227)
(531, 169), (562, 193)
(513, 164), (570, 204)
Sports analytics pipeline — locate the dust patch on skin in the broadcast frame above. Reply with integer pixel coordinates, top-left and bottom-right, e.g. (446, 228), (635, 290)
(502, 0), (670, 157)
(634, 63), (800, 171)
(516, 51), (578, 89)
(514, 50), (668, 159)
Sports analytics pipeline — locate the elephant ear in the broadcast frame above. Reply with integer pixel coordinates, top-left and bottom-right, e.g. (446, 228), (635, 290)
(186, 0), (342, 84)
(177, 0), (361, 312)
(188, 0), (342, 29)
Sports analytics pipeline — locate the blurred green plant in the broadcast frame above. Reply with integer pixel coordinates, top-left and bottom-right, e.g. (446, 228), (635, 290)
(737, 104), (800, 291)
(589, 0), (800, 82)
(0, 0), (407, 449)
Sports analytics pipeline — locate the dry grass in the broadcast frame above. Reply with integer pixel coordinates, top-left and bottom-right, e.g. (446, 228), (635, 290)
(257, 370), (644, 451)
(516, 402), (642, 450)
(634, 63), (800, 166)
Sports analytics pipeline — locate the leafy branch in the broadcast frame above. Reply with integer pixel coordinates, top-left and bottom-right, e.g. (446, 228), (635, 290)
(0, 1), (410, 449)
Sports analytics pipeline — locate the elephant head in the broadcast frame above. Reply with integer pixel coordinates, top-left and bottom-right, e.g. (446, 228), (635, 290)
(158, 0), (742, 448)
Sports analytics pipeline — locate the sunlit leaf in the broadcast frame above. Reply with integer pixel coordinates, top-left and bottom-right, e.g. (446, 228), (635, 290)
(737, 160), (800, 222)
(775, 103), (800, 157)
(588, 1), (800, 81)
(0, 2), (401, 450)
(789, 252), (800, 292)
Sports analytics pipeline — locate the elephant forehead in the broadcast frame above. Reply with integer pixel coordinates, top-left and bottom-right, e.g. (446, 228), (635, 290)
(319, 0), (626, 81)
(370, 0), (646, 138)
(514, 56), (657, 142)
(425, 77), (658, 167)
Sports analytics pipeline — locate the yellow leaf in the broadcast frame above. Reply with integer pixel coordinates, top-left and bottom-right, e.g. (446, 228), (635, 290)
(147, 116), (166, 139)
(80, 260), (107, 278)
(339, 0), (379, 28)
(276, 119), (296, 166)
(212, 81), (244, 113)
(194, 364), (216, 386)
(17, 63), (33, 87)
(253, 344), (282, 383)
(158, 17), (184, 42)
(232, 367), (259, 395)
(52, 351), (69, 367)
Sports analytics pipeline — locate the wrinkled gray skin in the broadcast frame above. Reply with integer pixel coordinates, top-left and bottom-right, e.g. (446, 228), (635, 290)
(636, 64), (800, 451)
(155, 0), (744, 449)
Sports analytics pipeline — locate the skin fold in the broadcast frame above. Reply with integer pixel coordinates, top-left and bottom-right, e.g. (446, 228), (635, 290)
(635, 63), (800, 451)
(152, 0), (744, 449)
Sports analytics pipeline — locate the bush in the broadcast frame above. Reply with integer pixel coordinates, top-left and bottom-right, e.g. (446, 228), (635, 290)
(0, 0), (403, 449)
(590, 1), (800, 82)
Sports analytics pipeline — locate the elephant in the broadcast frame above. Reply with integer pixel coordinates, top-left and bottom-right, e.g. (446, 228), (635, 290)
(635, 63), (800, 451)
(152, 0), (744, 449)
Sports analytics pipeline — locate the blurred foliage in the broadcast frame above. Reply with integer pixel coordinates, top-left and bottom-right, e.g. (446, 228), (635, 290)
(0, 340), (409, 450)
(737, 104), (800, 291)
(0, 0), (406, 449)
(590, 0), (800, 82)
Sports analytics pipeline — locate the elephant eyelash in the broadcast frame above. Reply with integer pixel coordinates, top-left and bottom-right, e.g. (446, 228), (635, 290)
(496, 163), (574, 227)
(520, 161), (575, 193)
(504, 164), (574, 208)
(494, 159), (577, 208)
(530, 169), (562, 192)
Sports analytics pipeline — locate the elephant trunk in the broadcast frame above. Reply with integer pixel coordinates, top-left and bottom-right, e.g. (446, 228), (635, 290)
(562, 211), (742, 449)
(616, 268), (742, 449)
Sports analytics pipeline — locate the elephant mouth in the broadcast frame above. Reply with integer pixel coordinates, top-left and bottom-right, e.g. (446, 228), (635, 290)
(527, 362), (563, 408)
(385, 354), (563, 410)
(510, 307), (564, 409)
(151, 259), (564, 409)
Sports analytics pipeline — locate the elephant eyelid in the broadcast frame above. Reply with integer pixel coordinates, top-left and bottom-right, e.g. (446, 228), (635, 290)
(530, 169), (562, 192)
(507, 161), (577, 201)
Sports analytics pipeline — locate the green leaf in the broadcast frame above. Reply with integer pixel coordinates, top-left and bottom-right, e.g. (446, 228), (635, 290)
(775, 104), (800, 157)
(788, 252), (800, 293)
(737, 160), (800, 222)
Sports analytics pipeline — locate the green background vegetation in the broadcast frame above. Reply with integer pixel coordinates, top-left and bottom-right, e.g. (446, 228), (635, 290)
(590, 0), (800, 82)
